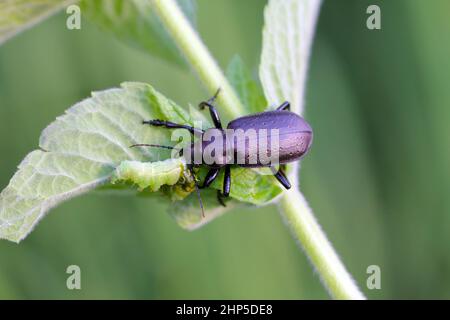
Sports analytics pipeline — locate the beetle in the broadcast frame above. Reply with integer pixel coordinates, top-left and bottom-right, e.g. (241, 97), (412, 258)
(131, 89), (313, 216)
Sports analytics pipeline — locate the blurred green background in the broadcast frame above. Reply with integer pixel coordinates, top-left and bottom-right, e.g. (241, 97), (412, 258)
(1, 0), (449, 299)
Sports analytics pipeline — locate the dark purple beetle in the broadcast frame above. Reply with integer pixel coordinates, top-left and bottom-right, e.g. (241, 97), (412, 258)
(132, 90), (313, 216)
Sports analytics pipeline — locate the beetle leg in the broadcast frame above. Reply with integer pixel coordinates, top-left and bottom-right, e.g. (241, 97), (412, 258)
(199, 88), (223, 129)
(143, 119), (204, 136)
(276, 101), (290, 111)
(200, 168), (220, 189)
(270, 166), (291, 189)
(217, 190), (227, 207)
(223, 165), (231, 197)
(199, 101), (223, 129)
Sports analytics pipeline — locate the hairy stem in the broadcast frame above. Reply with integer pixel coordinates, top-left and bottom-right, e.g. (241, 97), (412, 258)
(149, 0), (245, 120)
(278, 189), (365, 299)
(150, 0), (365, 300)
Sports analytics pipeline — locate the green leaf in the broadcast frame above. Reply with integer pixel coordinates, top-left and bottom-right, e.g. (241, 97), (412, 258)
(0, 0), (77, 45)
(0, 81), (283, 242)
(170, 168), (284, 229)
(80, 0), (197, 67)
(206, 167), (282, 205)
(169, 188), (239, 230)
(259, 0), (321, 115)
(226, 55), (267, 114)
(0, 82), (193, 243)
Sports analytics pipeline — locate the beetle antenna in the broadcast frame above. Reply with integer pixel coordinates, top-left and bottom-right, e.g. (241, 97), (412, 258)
(129, 143), (180, 151)
(188, 166), (205, 218)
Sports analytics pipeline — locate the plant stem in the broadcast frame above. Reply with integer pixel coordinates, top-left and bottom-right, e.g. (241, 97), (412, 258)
(278, 189), (365, 299)
(150, 0), (365, 300)
(149, 0), (245, 120)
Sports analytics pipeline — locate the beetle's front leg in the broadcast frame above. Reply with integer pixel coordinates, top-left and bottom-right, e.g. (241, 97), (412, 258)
(143, 119), (204, 136)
